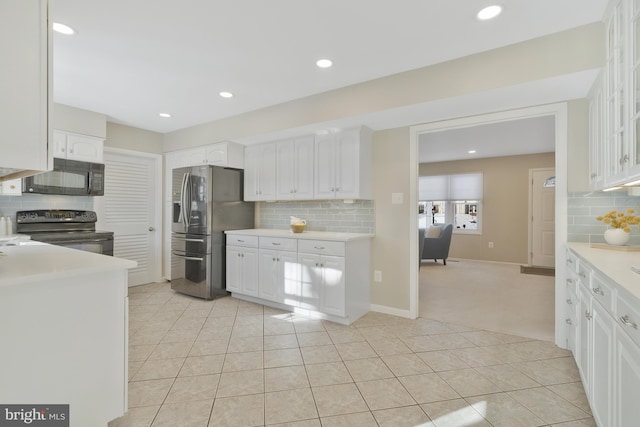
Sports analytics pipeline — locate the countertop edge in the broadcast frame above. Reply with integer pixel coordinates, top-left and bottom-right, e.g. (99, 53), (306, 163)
(225, 228), (375, 242)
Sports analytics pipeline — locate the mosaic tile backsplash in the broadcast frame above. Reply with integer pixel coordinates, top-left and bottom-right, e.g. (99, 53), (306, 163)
(0, 194), (94, 223)
(568, 191), (640, 245)
(258, 200), (375, 234)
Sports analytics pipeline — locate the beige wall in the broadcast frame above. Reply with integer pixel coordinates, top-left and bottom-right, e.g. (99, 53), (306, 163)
(567, 99), (590, 192)
(105, 122), (163, 154)
(420, 153), (555, 264)
(53, 103), (106, 138)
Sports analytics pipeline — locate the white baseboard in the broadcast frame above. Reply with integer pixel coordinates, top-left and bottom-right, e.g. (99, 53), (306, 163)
(370, 304), (415, 319)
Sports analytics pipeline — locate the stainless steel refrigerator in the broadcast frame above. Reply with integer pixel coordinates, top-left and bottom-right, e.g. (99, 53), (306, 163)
(171, 165), (254, 299)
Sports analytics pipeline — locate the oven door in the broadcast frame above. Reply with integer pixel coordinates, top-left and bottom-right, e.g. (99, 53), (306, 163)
(39, 236), (113, 256)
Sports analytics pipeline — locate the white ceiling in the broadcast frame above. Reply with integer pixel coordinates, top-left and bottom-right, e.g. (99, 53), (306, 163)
(51, 0), (608, 137)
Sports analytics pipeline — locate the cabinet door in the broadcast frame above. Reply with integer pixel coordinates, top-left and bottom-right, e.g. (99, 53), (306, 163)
(298, 253), (321, 311)
(320, 255), (346, 317)
(616, 329), (640, 427)
(259, 249), (278, 302)
(181, 147), (207, 167)
(294, 136), (315, 200)
(225, 246), (242, 292)
(53, 131), (68, 158)
(591, 299), (615, 427)
(205, 143), (227, 165)
(276, 139), (296, 199)
(314, 134), (337, 199)
(578, 286), (591, 393)
(241, 247), (259, 297)
(335, 129), (359, 198)
(259, 144), (277, 200)
(279, 251), (299, 307)
(588, 72), (605, 190)
(244, 146), (260, 201)
(66, 134), (104, 163)
(0, 178), (22, 195)
(0, 0), (50, 173)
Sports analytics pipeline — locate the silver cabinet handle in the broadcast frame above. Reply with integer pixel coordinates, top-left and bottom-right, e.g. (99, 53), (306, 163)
(567, 259), (574, 265)
(237, 239), (245, 242)
(149, 227), (155, 231)
(272, 242), (281, 246)
(171, 252), (204, 262)
(566, 299), (573, 305)
(592, 287), (604, 296)
(314, 246), (325, 250)
(579, 272), (587, 279)
(566, 278), (574, 285)
(620, 315), (638, 329)
(566, 318), (573, 325)
(585, 310), (592, 320)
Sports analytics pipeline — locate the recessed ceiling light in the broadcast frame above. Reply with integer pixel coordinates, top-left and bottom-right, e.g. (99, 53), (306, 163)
(159, 113), (171, 118)
(468, 150), (477, 154)
(219, 91), (234, 98)
(53, 22), (75, 35)
(316, 59), (333, 69)
(477, 5), (502, 21)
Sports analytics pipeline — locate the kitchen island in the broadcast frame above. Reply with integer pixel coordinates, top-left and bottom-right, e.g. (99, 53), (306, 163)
(0, 242), (136, 427)
(225, 229), (373, 324)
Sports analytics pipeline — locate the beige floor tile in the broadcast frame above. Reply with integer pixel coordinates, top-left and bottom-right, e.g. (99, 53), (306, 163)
(264, 348), (303, 368)
(511, 359), (581, 386)
(550, 418), (597, 427)
(202, 315), (235, 328)
(421, 398), (492, 427)
(437, 368), (502, 397)
(189, 339), (229, 356)
(128, 378), (174, 407)
(508, 387), (591, 424)
(130, 331), (167, 346)
(171, 317), (206, 331)
(226, 335), (263, 353)
(335, 341), (377, 360)
(108, 405), (160, 427)
(466, 392), (545, 427)
(129, 344), (157, 362)
(179, 354), (225, 377)
(401, 333), (475, 352)
(355, 378), (416, 410)
(381, 353), (433, 376)
(547, 382), (592, 415)
(129, 361), (144, 381)
(208, 394), (264, 427)
(216, 369), (264, 398)
(416, 350), (471, 371)
(372, 405), (432, 427)
(449, 345), (506, 367)
(151, 399), (213, 427)
(266, 420), (321, 427)
(148, 342), (193, 360)
(160, 329), (199, 344)
(300, 345), (342, 365)
(132, 358), (185, 381)
(320, 411), (378, 427)
(292, 318), (326, 333)
(311, 383), (369, 417)
(265, 365), (310, 392)
(222, 350), (263, 372)
(165, 374), (220, 403)
(458, 330), (530, 346)
(264, 333), (299, 350)
(305, 361), (353, 387)
(264, 318), (296, 335)
(296, 331), (333, 347)
(367, 338), (412, 356)
(344, 357), (394, 381)
(231, 323), (264, 338)
(397, 373), (460, 404)
(265, 388), (318, 425)
(474, 364), (541, 391)
(197, 326), (232, 341)
(327, 328), (365, 344)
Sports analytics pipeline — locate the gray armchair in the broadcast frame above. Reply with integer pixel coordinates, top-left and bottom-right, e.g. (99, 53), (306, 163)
(418, 228), (425, 269)
(422, 223), (453, 265)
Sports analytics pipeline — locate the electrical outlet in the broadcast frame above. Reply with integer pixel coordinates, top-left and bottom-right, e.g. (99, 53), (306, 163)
(374, 270), (382, 282)
(488, 242), (494, 248)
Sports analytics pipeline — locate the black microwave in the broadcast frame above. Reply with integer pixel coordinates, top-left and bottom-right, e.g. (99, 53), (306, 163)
(22, 158), (105, 196)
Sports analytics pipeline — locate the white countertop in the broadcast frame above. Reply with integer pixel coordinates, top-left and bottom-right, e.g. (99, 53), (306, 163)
(0, 242), (137, 288)
(225, 228), (374, 241)
(568, 242), (640, 301)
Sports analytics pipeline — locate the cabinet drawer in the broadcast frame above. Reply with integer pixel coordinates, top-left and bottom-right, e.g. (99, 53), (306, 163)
(590, 271), (614, 314)
(298, 239), (345, 256)
(617, 293), (640, 349)
(227, 234), (259, 248)
(566, 250), (579, 274)
(259, 236), (297, 251)
(576, 261), (591, 286)
(565, 283), (579, 320)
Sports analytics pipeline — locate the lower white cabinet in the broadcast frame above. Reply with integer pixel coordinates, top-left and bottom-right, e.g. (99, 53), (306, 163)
(566, 245), (640, 427)
(226, 244), (258, 297)
(226, 230), (371, 324)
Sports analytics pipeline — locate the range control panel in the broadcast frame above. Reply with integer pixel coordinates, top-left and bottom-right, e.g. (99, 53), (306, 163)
(16, 210), (98, 224)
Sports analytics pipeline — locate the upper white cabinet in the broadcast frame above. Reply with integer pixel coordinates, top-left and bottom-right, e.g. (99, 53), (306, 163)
(168, 141), (245, 170)
(53, 130), (104, 163)
(314, 127), (372, 200)
(244, 143), (277, 201)
(588, 71), (605, 190)
(0, 0), (51, 181)
(276, 136), (314, 200)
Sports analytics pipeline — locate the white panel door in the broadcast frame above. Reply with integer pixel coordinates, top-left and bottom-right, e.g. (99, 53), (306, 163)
(530, 168), (556, 267)
(95, 149), (162, 286)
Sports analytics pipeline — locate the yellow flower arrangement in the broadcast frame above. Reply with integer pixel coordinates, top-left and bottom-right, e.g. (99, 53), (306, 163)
(596, 208), (640, 232)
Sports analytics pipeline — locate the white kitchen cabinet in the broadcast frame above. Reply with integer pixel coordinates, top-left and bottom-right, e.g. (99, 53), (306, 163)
(53, 130), (104, 163)
(226, 239), (259, 297)
(588, 71), (605, 190)
(0, 179), (22, 196)
(225, 230), (372, 325)
(314, 127), (372, 200)
(590, 296), (615, 427)
(276, 135), (314, 200)
(167, 141), (245, 169)
(244, 143), (277, 201)
(0, 0), (51, 181)
(615, 328), (640, 427)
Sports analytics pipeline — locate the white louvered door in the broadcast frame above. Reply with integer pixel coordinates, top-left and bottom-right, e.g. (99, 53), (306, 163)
(95, 149), (162, 286)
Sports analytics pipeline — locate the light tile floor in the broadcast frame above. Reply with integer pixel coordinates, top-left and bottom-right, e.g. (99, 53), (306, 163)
(109, 282), (595, 427)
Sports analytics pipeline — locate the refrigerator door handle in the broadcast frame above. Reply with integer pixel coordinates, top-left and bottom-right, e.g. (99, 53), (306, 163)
(179, 172), (188, 226)
(172, 252), (204, 262)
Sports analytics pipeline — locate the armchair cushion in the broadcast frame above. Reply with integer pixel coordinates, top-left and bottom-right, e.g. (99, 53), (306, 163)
(422, 223), (453, 265)
(425, 225), (442, 238)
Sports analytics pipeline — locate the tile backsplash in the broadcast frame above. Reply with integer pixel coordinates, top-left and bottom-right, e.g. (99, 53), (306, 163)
(0, 194), (94, 223)
(258, 200), (375, 234)
(568, 191), (640, 245)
